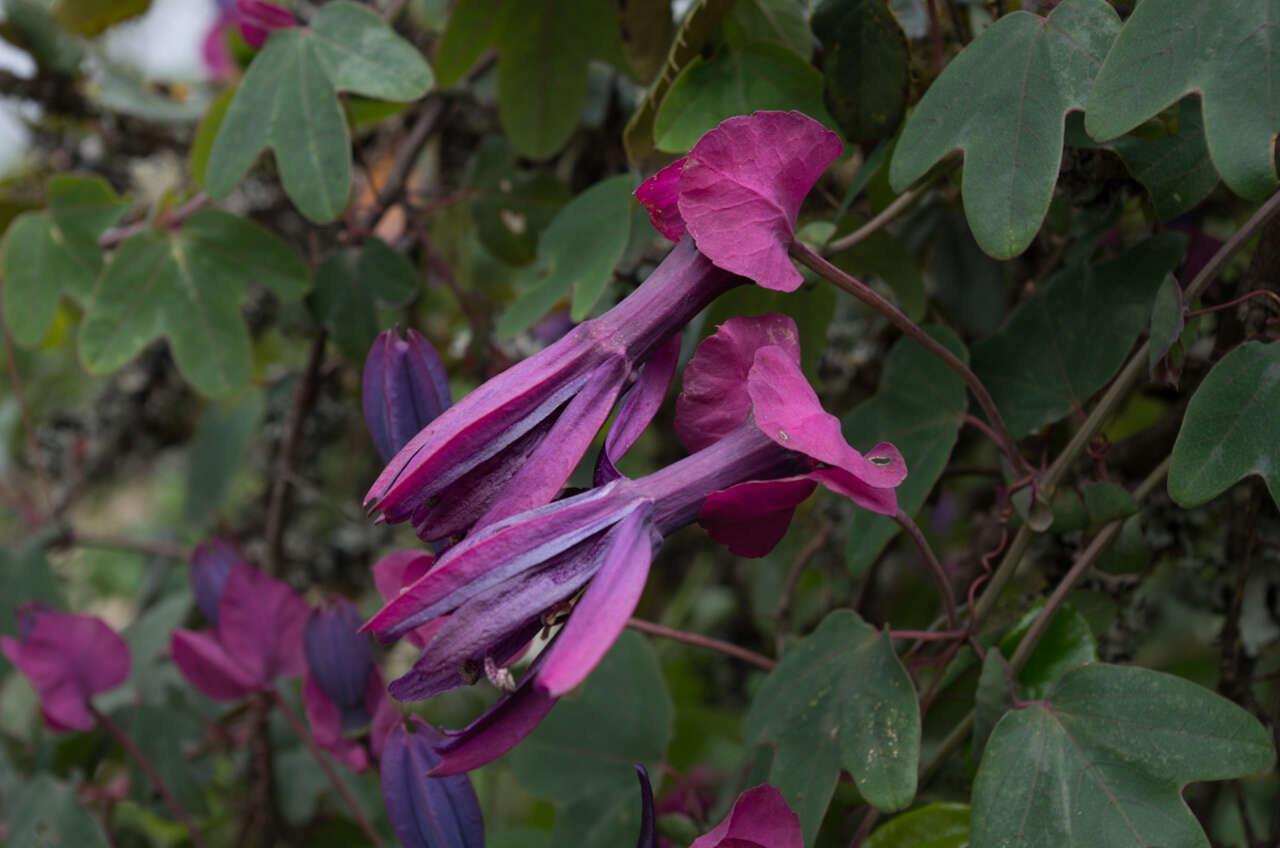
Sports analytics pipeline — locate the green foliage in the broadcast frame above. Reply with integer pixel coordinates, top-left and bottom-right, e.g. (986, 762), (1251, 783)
(311, 238), (420, 362)
(972, 664), (1273, 848)
(206, 1), (433, 222)
(1148, 274), (1185, 376)
(185, 391), (265, 528)
(4, 774), (111, 847)
(865, 803), (970, 848)
(1169, 340), (1280, 508)
(890, 0), (1121, 258)
(1087, 0), (1280, 199)
(78, 210), (310, 397)
(747, 611), (920, 843)
(811, 0), (909, 144)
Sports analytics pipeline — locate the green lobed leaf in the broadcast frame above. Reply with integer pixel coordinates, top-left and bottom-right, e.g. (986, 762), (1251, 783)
(929, 213), (1010, 338)
(843, 327), (968, 578)
(79, 209), (309, 397)
(205, 1), (432, 223)
(508, 631), (672, 841)
(1, 175), (129, 347)
(889, 0), (1121, 258)
(971, 233), (1185, 438)
(435, 0), (627, 158)
(972, 663), (1274, 848)
(812, 0), (909, 145)
(1086, 0), (1280, 199)
(310, 238), (420, 362)
(724, 0), (813, 57)
(746, 610), (921, 844)
(972, 648), (1014, 763)
(997, 604), (1098, 701)
(653, 41), (834, 153)
(1104, 100), (1219, 220)
(4, 774), (111, 847)
(1169, 340), (1280, 509)
(865, 802), (970, 848)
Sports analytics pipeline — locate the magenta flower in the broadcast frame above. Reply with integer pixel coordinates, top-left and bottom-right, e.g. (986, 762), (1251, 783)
(1, 604), (130, 733)
(637, 111), (843, 292)
(302, 599), (398, 773)
(380, 717), (484, 848)
(364, 315), (904, 773)
(235, 0), (295, 49)
(190, 537), (246, 624)
(634, 766), (803, 848)
(363, 328), (452, 463)
(171, 560), (308, 701)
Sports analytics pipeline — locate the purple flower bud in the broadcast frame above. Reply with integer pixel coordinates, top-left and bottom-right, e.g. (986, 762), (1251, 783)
(303, 599), (374, 733)
(381, 717), (484, 848)
(1, 605), (130, 732)
(363, 328), (452, 464)
(190, 538), (246, 625)
(635, 765), (658, 848)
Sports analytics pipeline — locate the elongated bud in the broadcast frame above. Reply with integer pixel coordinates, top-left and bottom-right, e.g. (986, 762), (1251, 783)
(381, 717), (484, 848)
(363, 328), (452, 463)
(190, 538), (245, 625)
(304, 599), (374, 733)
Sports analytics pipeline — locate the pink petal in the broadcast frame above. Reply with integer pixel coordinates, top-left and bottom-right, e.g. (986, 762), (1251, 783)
(303, 675), (369, 773)
(217, 565), (309, 686)
(596, 333), (681, 484)
(235, 0), (294, 48)
(676, 314), (801, 453)
(170, 629), (257, 701)
(636, 159), (687, 241)
(535, 506), (659, 697)
(698, 477), (817, 557)
(691, 784), (804, 848)
(429, 681), (558, 776)
(369, 672), (400, 760)
(372, 550), (437, 603)
(678, 112), (842, 292)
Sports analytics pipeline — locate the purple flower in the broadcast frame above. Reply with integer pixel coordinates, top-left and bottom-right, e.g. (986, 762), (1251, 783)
(190, 537), (247, 624)
(1, 604), (130, 732)
(171, 561), (308, 701)
(364, 315), (904, 773)
(381, 716), (484, 848)
(235, 0), (295, 49)
(363, 328), (452, 464)
(364, 238), (739, 544)
(633, 767), (803, 848)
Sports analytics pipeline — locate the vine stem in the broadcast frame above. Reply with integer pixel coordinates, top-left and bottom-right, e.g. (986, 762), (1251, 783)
(269, 687), (387, 848)
(90, 705), (208, 848)
(894, 510), (958, 630)
(56, 527), (190, 560)
(918, 457), (1171, 784)
(971, 186), (1280, 626)
(824, 184), (926, 255)
(627, 618), (776, 671)
(97, 192), (207, 249)
(790, 240), (1030, 477)
(1185, 288), (1280, 319)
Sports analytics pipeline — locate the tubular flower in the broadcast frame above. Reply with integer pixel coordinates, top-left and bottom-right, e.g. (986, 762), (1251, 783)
(363, 314), (904, 774)
(633, 765), (803, 848)
(189, 537), (247, 625)
(364, 111), (843, 547)
(363, 327), (452, 463)
(171, 559), (309, 701)
(1, 604), (130, 733)
(380, 716), (484, 848)
(302, 598), (399, 772)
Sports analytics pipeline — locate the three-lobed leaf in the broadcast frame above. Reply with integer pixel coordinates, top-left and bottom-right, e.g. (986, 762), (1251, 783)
(310, 237), (420, 362)
(1169, 340), (1280, 509)
(205, 1), (432, 223)
(972, 663), (1273, 848)
(890, 0), (1121, 258)
(746, 610), (920, 845)
(1087, 0), (1280, 199)
(79, 210), (309, 397)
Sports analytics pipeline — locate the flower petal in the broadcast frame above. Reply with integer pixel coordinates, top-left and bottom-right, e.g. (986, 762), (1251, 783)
(635, 765), (658, 848)
(679, 111), (842, 292)
(170, 629), (257, 701)
(676, 314), (801, 453)
(303, 674), (370, 773)
(190, 538), (245, 624)
(596, 333), (682, 484)
(636, 159), (687, 241)
(304, 599), (374, 730)
(381, 717), (484, 848)
(216, 565), (308, 686)
(690, 784), (803, 848)
(698, 477), (817, 557)
(371, 550), (436, 603)
(430, 672), (559, 777)
(535, 504), (659, 697)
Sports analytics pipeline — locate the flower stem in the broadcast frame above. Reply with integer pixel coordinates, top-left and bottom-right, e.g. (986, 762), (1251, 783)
(824, 184), (926, 255)
(894, 509), (958, 630)
(627, 618), (776, 671)
(90, 705), (208, 848)
(1185, 288), (1280, 319)
(789, 240), (1030, 476)
(270, 687), (387, 848)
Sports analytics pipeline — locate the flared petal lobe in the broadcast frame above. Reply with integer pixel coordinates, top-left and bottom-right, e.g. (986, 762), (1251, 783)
(429, 662), (559, 777)
(1, 606), (130, 732)
(235, 0), (294, 48)
(636, 158), (687, 241)
(363, 328), (452, 463)
(690, 784), (804, 848)
(698, 477), (817, 557)
(217, 564), (308, 685)
(678, 111), (842, 292)
(381, 717), (484, 848)
(171, 628), (258, 701)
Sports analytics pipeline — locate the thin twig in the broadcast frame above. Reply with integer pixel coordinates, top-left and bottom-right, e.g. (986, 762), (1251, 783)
(627, 618), (777, 671)
(57, 528), (191, 560)
(895, 510), (958, 630)
(367, 97), (448, 224)
(91, 705), (209, 848)
(1186, 288), (1280, 319)
(790, 241), (1030, 477)
(381, 0), (407, 20)
(270, 688), (387, 848)
(848, 807), (881, 848)
(264, 329), (328, 574)
(1, 317), (51, 514)
(98, 192), (208, 248)
(772, 524), (832, 655)
(824, 184), (926, 255)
